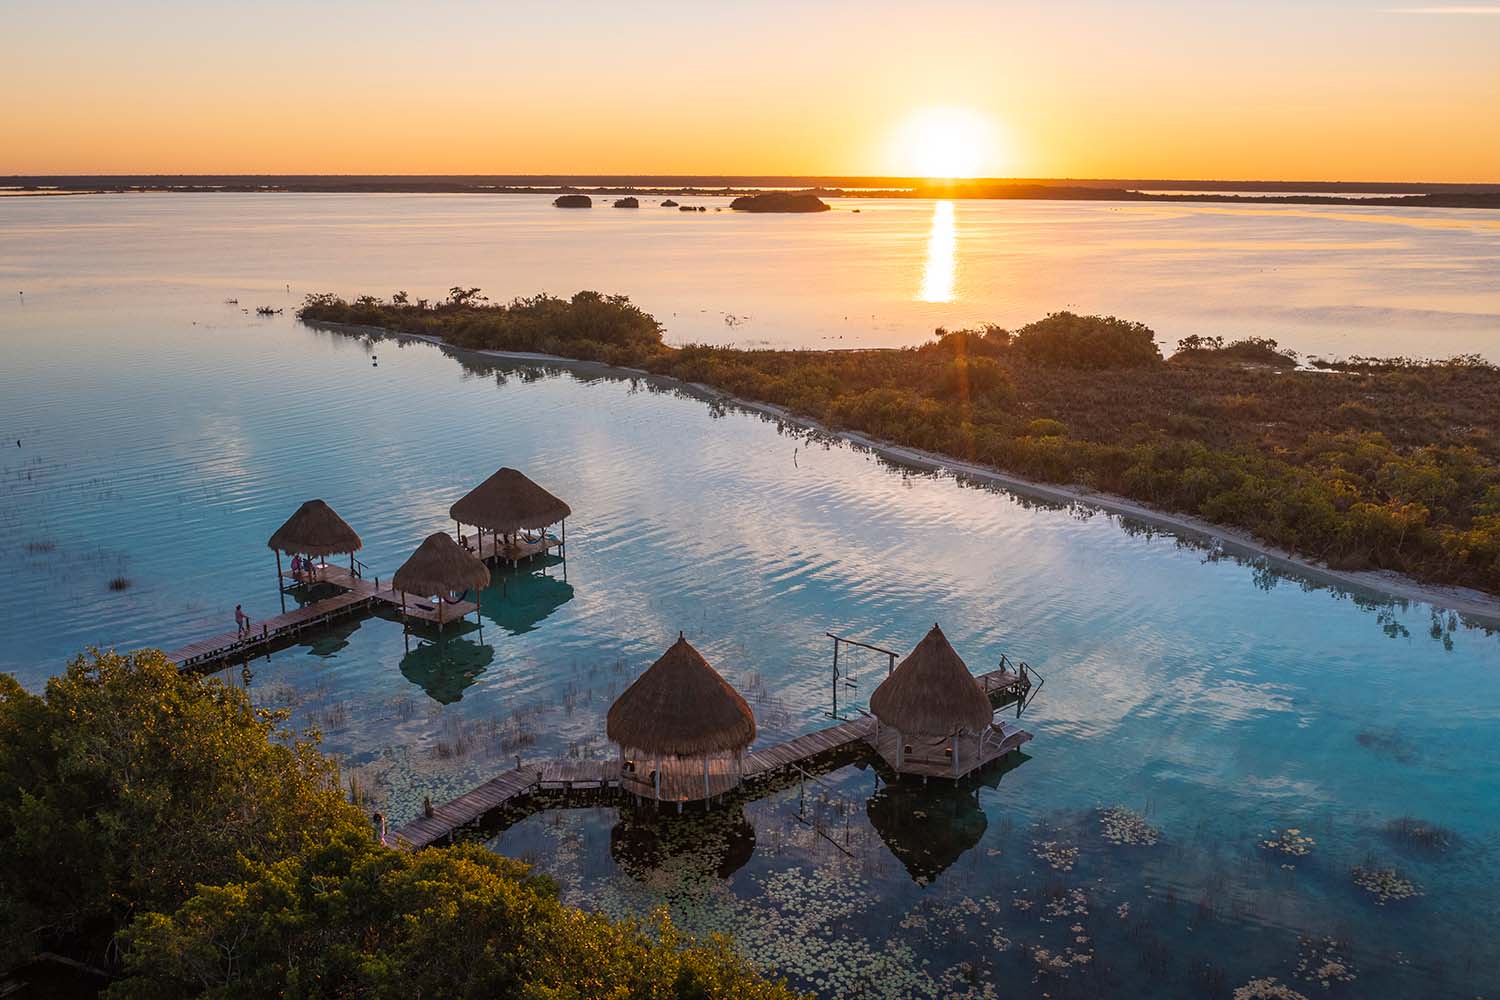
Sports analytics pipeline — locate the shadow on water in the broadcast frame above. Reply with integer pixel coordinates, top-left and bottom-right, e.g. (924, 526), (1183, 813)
(866, 752), (1030, 885)
(610, 803), (758, 882)
(305, 616), (362, 658)
(480, 555), (574, 636)
(398, 634), (495, 704)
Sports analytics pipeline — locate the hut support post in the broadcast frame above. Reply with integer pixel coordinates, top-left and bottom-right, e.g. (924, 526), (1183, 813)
(895, 730), (903, 769)
(275, 550), (286, 613)
(703, 758), (709, 804)
(653, 759), (661, 804)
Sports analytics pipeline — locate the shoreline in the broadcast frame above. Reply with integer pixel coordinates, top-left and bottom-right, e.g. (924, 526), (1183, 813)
(312, 320), (1500, 628)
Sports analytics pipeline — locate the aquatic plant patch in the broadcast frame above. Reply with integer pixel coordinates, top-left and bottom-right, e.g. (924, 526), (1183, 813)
(1260, 827), (1316, 858)
(1350, 865), (1423, 904)
(1098, 804), (1160, 846)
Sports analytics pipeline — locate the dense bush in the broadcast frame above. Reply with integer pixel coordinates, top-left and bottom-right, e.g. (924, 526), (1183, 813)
(114, 836), (794, 1000)
(1174, 335), (1299, 367)
(300, 289), (666, 367)
(1011, 312), (1162, 369)
(0, 650), (801, 999)
(0, 649), (350, 972)
(300, 295), (1500, 594)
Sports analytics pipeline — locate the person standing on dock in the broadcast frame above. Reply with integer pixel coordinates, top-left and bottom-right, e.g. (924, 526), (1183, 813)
(235, 604), (249, 637)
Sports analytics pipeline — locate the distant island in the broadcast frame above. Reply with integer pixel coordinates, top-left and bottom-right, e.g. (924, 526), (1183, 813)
(729, 192), (830, 213)
(613, 196), (639, 208)
(300, 290), (1500, 601)
(8, 175), (1500, 209)
(552, 194), (592, 208)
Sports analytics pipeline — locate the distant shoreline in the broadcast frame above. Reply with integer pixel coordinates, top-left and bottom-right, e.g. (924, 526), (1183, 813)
(308, 319), (1500, 628)
(6, 175), (1500, 209)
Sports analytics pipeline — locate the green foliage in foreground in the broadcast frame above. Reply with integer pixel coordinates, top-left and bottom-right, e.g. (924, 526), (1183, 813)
(0, 650), (802, 999)
(299, 292), (1500, 594)
(0, 649), (350, 971)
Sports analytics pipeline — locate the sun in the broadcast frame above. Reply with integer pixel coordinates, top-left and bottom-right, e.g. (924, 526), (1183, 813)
(890, 107), (999, 180)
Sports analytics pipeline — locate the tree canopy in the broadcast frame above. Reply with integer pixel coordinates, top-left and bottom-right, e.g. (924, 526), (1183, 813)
(0, 650), (802, 999)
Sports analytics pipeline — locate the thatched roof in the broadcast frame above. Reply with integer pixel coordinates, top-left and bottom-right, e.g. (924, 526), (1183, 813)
(869, 625), (992, 735)
(449, 468), (571, 533)
(607, 634), (756, 757)
(267, 500), (363, 557)
(392, 532), (491, 596)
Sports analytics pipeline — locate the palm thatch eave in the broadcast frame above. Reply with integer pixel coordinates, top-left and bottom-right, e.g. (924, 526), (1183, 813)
(392, 532), (491, 597)
(267, 499), (363, 557)
(606, 634), (756, 758)
(449, 467), (571, 534)
(869, 624), (992, 736)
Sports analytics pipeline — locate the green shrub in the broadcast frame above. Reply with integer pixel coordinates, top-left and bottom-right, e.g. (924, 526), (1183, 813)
(1012, 312), (1162, 369)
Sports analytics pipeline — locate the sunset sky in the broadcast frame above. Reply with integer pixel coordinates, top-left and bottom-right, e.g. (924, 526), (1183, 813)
(4, 0), (1498, 181)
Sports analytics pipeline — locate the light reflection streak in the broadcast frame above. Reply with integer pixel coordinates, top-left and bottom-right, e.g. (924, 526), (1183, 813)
(918, 200), (956, 303)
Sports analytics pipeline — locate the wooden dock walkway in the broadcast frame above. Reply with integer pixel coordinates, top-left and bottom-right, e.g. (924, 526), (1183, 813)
(163, 589), (375, 669)
(396, 766), (544, 849)
(393, 664), (1032, 850)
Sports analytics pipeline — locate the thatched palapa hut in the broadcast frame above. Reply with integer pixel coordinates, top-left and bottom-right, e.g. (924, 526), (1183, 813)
(391, 531), (491, 630)
(607, 633), (756, 809)
(449, 467), (571, 566)
(267, 499), (363, 590)
(869, 624), (1029, 780)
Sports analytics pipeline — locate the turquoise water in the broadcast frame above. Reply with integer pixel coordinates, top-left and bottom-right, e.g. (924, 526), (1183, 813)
(3, 196), (1500, 996)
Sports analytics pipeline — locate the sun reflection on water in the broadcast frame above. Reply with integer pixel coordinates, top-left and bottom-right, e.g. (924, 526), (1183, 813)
(918, 200), (956, 303)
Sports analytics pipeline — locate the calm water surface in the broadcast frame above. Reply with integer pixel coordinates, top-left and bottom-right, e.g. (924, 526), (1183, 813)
(3, 192), (1499, 358)
(2, 200), (1499, 997)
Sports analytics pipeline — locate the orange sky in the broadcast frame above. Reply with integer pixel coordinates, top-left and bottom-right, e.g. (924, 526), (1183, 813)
(4, 1), (1498, 181)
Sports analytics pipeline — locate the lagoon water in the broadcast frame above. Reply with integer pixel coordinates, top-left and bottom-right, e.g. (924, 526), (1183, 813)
(2, 194), (1500, 997)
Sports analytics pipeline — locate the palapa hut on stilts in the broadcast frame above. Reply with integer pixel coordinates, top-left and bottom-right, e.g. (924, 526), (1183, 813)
(449, 467), (570, 567)
(267, 500), (363, 608)
(869, 624), (1031, 781)
(607, 633), (756, 811)
(391, 531), (490, 632)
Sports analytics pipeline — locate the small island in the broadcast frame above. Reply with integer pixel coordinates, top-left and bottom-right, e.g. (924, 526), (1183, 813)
(613, 196), (639, 208)
(660, 199), (679, 207)
(729, 192), (831, 213)
(552, 194), (592, 208)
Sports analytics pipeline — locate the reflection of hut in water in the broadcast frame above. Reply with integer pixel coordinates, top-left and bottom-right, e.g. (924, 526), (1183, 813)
(610, 804), (756, 881)
(478, 556), (574, 635)
(399, 635), (495, 704)
(866, 752), (1029, 883)
(866, 782), (987, 883)
(391, 532), (490, 632)
(607, 633), (756, 810)
(267, 499), (363, 593)
(450, 467), (570, 565)
(869, 625), (1032, 781)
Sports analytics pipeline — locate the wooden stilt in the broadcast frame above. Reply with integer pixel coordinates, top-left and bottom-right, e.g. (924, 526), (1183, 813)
(275, 550), (286, 613)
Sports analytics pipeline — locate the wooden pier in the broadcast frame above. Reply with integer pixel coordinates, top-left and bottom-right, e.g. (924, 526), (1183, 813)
(163, 589), (374, 669)
(393, 665), (1031, 850)
(158, 532), (565, 671)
